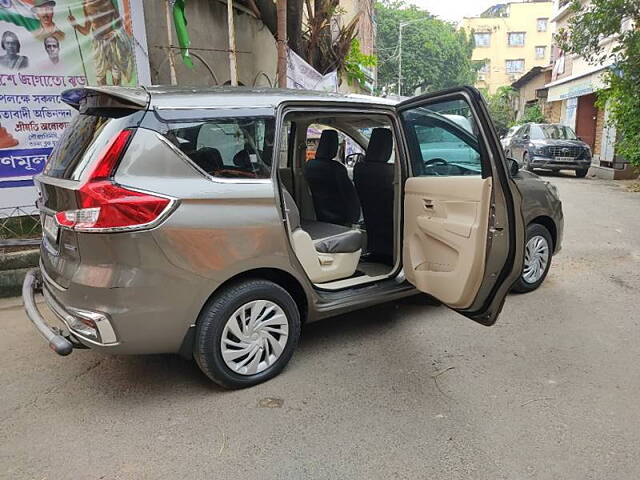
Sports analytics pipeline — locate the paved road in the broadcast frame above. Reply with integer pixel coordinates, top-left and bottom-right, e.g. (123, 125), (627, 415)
(2, 174), (639, 480)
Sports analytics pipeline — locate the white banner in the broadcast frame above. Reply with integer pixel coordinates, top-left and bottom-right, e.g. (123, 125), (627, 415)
(286, 48), (337, 92)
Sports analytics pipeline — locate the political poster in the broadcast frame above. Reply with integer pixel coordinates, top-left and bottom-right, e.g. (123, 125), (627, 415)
(0, 0), (150, 216)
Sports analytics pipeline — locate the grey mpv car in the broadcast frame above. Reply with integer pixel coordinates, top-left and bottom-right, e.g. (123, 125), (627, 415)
(24, 85), (562, 389)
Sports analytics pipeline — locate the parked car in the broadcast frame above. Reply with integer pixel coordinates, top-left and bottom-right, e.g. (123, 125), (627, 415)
(501, 125), (519, 150)
(24, 86), (563, 389)
(503, 122), (592, 177)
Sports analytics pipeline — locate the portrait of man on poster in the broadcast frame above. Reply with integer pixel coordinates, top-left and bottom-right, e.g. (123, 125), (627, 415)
(32, 0), (66, 42)
(68, 0), (133, 85)
(44, 35), (60, 65)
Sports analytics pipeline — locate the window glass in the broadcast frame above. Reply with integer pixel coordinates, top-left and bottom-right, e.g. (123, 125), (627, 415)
(537, 18), (548, 32)
(44, 113), (141, 180)
(531, 124), (577, 140)
(508, 32), (525, 47)
(535, 46), (547, 59)
(474, 32), (491, 47)
(401, 98), (482, 177)
(166, 117), (274, 179)
(506, 59), (525, 73)
(278, 121), (293, 168)
(477, 60), (490, 73)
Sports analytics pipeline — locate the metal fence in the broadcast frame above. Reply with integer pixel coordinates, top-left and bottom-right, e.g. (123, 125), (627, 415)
(0, 206), (41, 246)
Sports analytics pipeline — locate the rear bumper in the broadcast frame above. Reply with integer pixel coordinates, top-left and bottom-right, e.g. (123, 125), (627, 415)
(22, 269), (74, 356)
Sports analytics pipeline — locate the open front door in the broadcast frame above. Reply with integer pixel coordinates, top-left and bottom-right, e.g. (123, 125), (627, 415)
(397, 87), (525, 325)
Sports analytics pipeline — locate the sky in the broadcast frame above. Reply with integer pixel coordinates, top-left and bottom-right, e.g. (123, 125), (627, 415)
(409, 0), (523, 23)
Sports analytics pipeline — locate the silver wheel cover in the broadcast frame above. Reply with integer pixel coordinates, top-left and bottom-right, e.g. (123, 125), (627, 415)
(220, 300), (289, 375)
(522, 234), (550, 284)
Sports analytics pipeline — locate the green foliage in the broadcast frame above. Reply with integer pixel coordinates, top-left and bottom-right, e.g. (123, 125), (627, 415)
(483, 86), (518, 136)
(521, 104), (546, 124)
(375, 0), (476, 96)
(555, 0), (640, 165)
(344, 39), (378, 88)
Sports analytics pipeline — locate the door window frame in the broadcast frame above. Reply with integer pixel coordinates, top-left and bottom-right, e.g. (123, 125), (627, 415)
(274, 102), (406, 290)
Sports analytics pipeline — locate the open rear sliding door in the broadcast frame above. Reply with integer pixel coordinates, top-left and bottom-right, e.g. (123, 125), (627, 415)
(397, 87), (525, 326)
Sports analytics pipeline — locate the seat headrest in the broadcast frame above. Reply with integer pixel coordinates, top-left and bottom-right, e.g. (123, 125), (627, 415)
(191, 147), (223, 173)
(233, 148), (252, 169)
(365, 128), (393, 163)
(315, 130), (339, 161)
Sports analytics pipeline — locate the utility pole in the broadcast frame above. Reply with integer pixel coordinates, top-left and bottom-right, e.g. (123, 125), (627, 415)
(165, 0), (177, 85)
(397, 18), (429, 97)
(227, 0), (238, 86)
(276, 0), (287, 88)
(397, 22), (404, 96)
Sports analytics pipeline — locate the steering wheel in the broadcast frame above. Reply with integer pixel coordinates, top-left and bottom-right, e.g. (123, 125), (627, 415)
(423, 158), (449, 175)
(424, 158), (449, 168)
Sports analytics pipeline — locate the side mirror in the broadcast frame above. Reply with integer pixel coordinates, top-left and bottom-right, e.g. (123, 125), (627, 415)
(507, 157), (520, 176)
(522, 134), (530, 141)
(345, 152), (365, 168)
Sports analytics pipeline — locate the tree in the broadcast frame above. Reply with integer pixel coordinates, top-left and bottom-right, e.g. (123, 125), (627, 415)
(521, 104), (546, 124)
(483, 86), (517, 136)
(555, 0), (640, 166)
(375, 0), (476, 96)
(248, 0), (365, 78)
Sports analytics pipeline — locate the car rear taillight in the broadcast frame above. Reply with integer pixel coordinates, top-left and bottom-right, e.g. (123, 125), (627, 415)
(55, 129), (174, 232)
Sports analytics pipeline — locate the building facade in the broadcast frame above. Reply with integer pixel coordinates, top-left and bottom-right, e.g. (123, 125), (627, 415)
(544, 0), (637, 172)
(511, 66), (552, 121)
(145, 0), (376, 93)
(462, 1), (554, 94)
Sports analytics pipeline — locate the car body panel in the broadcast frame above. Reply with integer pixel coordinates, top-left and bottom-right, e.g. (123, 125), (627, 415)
(30, 86), (561, 356)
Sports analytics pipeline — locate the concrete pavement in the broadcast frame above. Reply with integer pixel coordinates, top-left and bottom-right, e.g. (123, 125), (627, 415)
(1, 173), (639, 479)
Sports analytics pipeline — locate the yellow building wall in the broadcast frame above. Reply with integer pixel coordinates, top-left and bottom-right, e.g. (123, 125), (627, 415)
(462, 1), (554, 94)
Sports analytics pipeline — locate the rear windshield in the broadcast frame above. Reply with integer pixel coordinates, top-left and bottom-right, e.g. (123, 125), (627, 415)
(165, 117), (275, 179)
(44, 112), (142, 180)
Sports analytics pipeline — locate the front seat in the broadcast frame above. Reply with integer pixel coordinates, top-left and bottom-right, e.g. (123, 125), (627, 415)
(304, 130), (361, 226)
(353, 128), (394, 260)
(282, 188), (362, 284)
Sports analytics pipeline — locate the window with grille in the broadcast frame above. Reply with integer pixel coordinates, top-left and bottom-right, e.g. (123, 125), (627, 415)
(508, 32), (525, 47)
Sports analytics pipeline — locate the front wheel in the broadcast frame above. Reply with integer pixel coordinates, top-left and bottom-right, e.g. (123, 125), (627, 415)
(194, 279), (301, 389)
(575, 169), (588, 178)
(512, 223), (553, 293)
(523, 152), (533, 172)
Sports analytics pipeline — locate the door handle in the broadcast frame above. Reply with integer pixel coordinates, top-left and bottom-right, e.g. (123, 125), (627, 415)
(423, 199), (434, 210)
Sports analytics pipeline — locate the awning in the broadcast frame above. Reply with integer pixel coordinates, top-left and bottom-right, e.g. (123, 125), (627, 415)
(546, 66), (610, 102)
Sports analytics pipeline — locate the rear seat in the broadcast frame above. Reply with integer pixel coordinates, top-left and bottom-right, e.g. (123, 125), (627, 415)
(282, 189), (362, 283)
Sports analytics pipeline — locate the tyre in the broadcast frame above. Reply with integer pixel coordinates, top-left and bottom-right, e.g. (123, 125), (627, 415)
(523, 152), (533, 172)
(512, 223), (553, 293)
(194, 279), (301, 389)
(575, 169), (588, 178)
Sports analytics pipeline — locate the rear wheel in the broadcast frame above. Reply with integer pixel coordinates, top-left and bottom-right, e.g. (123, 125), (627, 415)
(575, 169), (588, 178)
(512, 223), (553, 293)
(194, 279), (301, 389)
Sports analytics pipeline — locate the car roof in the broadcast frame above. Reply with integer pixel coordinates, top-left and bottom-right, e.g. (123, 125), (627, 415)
(143, 86), (399, 110)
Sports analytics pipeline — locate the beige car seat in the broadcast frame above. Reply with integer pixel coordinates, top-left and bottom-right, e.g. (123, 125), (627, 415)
(282, 189), (362, 283)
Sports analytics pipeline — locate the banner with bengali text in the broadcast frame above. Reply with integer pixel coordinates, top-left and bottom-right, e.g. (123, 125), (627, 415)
(0, 0), (149, 215)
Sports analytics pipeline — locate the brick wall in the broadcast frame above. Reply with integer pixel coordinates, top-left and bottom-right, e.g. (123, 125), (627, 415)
(593, 106), (605, 159)
(547, 100), (562, 123)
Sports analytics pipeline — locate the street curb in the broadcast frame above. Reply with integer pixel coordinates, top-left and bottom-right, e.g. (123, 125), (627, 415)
(0, 268), (29, 298)
(0, 249), (40, 271)
(0, 250), (39, 298)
